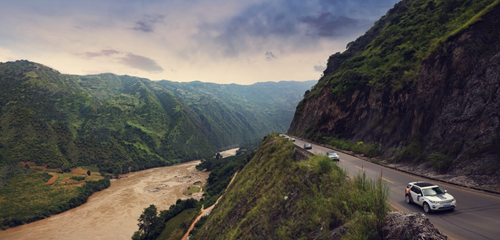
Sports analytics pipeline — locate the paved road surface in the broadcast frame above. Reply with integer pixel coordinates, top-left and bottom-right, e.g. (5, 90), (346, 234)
(292, 138), (500, 240)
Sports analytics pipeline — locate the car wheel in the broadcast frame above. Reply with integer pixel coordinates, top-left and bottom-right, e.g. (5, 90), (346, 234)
(423, 203), (432, 213)
(405, 194), (411, 204)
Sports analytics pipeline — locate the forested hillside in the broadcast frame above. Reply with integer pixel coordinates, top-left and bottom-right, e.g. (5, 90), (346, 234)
(290, 0), (500, 185)
(0, 60), (314, 181)
(157, 80), (313, 148)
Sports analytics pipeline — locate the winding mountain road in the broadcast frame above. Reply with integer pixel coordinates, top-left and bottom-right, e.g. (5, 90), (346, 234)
(292, 138), (500, 240)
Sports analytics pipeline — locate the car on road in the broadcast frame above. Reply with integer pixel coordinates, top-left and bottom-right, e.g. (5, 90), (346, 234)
(303, 143), (312, 149)
(291, 138), (295, 142)
(327, 152), (340, 161)
(405, 181), (456, 213)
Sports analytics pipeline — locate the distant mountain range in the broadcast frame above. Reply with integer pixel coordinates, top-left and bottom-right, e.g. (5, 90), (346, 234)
(0, 60), (314, 181)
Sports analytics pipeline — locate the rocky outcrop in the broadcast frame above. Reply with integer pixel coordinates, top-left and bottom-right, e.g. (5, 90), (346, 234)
(383, 211), (448, 240)
(289, 2), (500, 185)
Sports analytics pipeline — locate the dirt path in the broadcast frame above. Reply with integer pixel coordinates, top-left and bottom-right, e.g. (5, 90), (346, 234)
(182, 171), (239, 240)
(45, 172), (58, 185)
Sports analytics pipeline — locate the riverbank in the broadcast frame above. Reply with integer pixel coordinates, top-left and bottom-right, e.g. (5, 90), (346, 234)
(0, 161), (209, 240)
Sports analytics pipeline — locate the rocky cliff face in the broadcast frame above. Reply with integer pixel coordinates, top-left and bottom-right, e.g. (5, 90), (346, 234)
(289, 2), (500, 185)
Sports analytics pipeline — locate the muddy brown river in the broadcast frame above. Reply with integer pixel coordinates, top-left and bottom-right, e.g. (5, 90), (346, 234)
(0, 161), (210, 240)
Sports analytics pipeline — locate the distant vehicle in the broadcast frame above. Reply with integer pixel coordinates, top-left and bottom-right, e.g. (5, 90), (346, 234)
(291, 138), (295, 142)
(327, 152), (340, 161)
(304, 143), (312, 149)
(405, 181), (456, 213)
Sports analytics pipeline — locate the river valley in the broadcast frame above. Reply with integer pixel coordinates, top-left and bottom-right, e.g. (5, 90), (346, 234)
(0, 161), (209, 240)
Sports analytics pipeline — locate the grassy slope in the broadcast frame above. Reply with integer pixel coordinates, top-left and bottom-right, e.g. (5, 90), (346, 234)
(316, 0), (497, 97)
(192, 134), (389, 239)
(0, 167), (104, 229)
(157, 208), (200, 240)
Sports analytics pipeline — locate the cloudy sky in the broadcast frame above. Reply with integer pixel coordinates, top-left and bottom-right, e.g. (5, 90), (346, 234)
(0, 0), (399, 84)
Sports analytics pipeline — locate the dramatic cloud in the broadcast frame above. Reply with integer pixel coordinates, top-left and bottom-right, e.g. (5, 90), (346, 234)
(130, 15), (165, 33)
(0, 0), (399, 84)
(195, 0), (399, 59)
(120, 53), (163, 73)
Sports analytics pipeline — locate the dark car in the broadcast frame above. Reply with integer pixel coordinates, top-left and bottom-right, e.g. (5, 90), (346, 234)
(304, 143), (312, 149)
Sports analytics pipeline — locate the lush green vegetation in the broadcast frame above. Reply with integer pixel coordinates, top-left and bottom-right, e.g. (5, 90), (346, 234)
(0, 60), (311, 225)
(0, 60), (312, 180)
(158, 80), (315, 142)
(184, 186), (201, 195)
(157, 208), (199, 240)
(189, 215), (208, 237)
(0, 169), (109, 229)
(306, 0), (496, 99)
(196, 148), (254, 207)
(292, 0), (500, 172)
(131, 146), (254, 239)
(191, 134), (390, 239)
(132, 198), (200, 240)
(319, 136), (381, 158)
(70, 176), (85, 181)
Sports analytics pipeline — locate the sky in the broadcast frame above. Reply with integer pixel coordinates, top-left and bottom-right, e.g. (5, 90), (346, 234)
(0, 0), (399, 84)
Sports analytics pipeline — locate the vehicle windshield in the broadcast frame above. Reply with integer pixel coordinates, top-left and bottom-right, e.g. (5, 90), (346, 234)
(422, 187), (445, 196)
(328, 153), (336, 156)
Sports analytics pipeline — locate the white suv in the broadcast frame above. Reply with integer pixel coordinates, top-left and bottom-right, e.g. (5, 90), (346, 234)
(405, 181), (456, 213)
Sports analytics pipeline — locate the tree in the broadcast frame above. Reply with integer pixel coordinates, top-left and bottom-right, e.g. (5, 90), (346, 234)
(137, 204), (159, 238)
(87, 170), (91, 176)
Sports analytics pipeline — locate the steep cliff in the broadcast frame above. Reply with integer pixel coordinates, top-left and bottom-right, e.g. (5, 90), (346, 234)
(289, 0), (500, 185)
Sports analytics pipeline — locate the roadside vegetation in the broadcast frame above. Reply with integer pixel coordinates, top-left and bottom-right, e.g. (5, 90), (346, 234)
(319, 136), (381, 158)
(191, 134), (390, 239)
(0, 165), (109, 230)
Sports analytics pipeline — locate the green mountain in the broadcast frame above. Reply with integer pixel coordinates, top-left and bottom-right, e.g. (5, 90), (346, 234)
(0, 60), (314, 182)
(190, 134), (390, 239)
(157, 80), (311, 147)
(290, 0), (500, 184)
